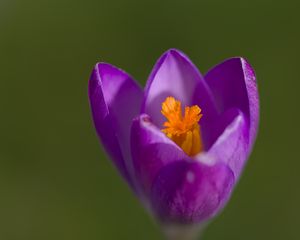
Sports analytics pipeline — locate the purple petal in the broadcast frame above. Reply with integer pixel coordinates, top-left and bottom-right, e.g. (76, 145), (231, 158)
(196, 108), (249, 178)
(151, 160), (234, 224)
(131, 114), (186, 196)
(192, 82), (219, 150)
(88, 63), (143, 188)
(142, 49), (218, 128)
(137, 110), (246, 224)
(205, 58), (259, 144)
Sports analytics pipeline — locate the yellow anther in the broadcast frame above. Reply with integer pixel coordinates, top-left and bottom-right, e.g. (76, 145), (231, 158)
(161, 97), (203, 156)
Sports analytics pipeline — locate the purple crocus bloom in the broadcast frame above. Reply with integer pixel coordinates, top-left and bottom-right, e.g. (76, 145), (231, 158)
(88, 49), (259, 228)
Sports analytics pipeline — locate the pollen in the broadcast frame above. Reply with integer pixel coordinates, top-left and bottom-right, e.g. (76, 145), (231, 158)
(161, 96), (203, 156)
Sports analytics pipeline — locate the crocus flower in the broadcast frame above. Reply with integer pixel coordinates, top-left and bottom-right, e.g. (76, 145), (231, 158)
(88, 49), (259, 234)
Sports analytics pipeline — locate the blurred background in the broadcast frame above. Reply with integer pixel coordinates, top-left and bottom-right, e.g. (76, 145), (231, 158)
(1, 0), (299, 239)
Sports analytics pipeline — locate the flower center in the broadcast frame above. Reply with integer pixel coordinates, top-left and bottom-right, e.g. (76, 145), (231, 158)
(161, 96), (203, 156)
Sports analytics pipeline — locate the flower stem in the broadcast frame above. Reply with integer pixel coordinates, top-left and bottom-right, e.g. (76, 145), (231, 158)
(163, 224), (204, 240)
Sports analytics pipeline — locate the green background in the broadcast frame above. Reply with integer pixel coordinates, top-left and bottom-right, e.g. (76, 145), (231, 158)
(1, 0), (299, 239)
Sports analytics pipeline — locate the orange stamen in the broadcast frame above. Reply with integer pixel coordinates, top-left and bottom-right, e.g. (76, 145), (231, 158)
(161, 96), (203, 156)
